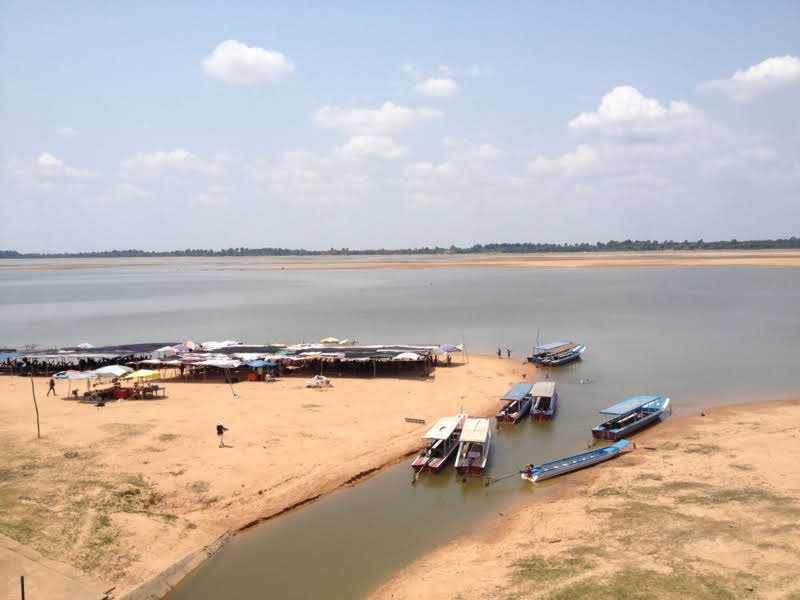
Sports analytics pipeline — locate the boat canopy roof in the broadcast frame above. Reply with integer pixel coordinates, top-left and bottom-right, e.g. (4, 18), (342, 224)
(534, 341), (572, 351)
(423, 415), (465, 440)
(531, 381), (556, 397)
(460, 418), (490, 443)
(501, 382), (533, 401)
(600, 395), (665, 415)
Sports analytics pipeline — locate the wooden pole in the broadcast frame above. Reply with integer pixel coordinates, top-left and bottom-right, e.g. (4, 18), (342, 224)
(29, 374), (40, 439)
(20, 575), (25, 600)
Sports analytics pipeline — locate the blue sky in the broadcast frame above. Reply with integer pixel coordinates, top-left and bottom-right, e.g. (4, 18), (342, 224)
(1, 1), (799, 252)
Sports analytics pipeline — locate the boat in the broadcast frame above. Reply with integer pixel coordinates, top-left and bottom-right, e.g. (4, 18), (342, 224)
(592, 395), (671, 440)
(521, 439), (630, 482)
(527, 341), (586, 366)
(530, 381), (557, 420)
(411, 414), (468, 472)
(495, 382), (533, 423)
(455, 417), (492, 476)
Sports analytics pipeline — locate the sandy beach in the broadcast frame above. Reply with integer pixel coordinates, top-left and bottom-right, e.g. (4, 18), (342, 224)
(0, 355), (534, 599)
(372, 399), (800, 600)
(2, 249), (800, 272)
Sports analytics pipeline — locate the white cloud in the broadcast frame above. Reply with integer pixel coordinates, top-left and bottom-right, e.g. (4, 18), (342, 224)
(35, 152), (95, 179)
(414, 77), (460, 97)
(700, 55), (800, 101)
(314, 102), (442, 133)
(196, 185), (233, 205)
(741, 146), (777, 161)
(403, 161), (455, 179)
(56, 127), (79, 137)
(333, 136), (408, 160)
(475, 143), (504, 159)
(528, 144), (600, 176)
(202, 40), (294, 85)
(437, 64), (481, 77)
(408, 192), (449, 209)
(569, 86), (702, 139)
(121, 149), (221, 176)
(114, 182), (151, 199)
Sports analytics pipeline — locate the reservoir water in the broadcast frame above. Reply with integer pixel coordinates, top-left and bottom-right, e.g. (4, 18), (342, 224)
(2, 259), (799, 598)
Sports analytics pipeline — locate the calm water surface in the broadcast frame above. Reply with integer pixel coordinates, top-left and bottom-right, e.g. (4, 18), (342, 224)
(2, 261), (799, 598)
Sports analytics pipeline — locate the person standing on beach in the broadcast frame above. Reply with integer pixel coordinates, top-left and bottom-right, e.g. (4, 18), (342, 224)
(47, 378), (56, 396)
(497, 347), (502, 359)
(216, 420), (229, 448)
(506, 348), (511, 358)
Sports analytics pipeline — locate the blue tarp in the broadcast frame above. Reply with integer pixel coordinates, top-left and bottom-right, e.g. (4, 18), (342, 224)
(501, 382), (534, 401)
(534, 341), (571, 351)
(600, 395), (663, 415)
(245, 360), (277, 368)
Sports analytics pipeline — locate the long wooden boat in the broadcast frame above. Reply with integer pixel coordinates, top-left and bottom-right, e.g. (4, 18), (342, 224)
(527, 341), (586, 366)
(592, 395), (671, 440)
(412, 413), (468, 472)
(455, 417), (492, 476)
(495, 382), (533, 424)
(521, 439), (630, 483)
(530, 381), (557, 420)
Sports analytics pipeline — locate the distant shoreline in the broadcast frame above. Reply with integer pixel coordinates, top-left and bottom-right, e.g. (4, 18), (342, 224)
(2, 249), (800, 271)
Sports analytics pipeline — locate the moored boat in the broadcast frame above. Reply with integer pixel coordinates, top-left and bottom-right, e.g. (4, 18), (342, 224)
(592, 395), (671, 440)
(412, 413), (468, 472)
(530, 381), (557, 420)
(455, 417), (492, 476)
(521, 439), (630, 482)
(527, 341), (586, 366)
(495, 382), (533, 424)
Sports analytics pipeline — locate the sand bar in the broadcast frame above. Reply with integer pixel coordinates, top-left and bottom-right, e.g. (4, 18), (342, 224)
(2, 249), (800, 272)
(371, 398), (800, 599)
(0, 355), (534, 598)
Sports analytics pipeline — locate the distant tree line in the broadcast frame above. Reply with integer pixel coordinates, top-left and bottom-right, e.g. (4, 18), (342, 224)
(1, 237), (798, 259)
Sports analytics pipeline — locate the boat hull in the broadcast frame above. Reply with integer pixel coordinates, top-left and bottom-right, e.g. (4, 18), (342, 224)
(592, 404), (669, 440)
(522, 440), (629, 483)
(531, 393), (557, 421)
(495, 398), (531, 423)
(455, 462), (487, 476)
(412, 444), (458, 472)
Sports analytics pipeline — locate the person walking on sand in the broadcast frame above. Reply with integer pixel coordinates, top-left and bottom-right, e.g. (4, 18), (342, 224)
(47, 378), (56, 396)
(497, 347), (502, 359)
(506, 348), (511, 358)
(216, 420), (229, 448)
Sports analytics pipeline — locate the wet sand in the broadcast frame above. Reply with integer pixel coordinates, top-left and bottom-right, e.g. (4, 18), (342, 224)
(0, 355), (534, 598)
(2, 249), (800, 271)
(371, 399), (800, 599)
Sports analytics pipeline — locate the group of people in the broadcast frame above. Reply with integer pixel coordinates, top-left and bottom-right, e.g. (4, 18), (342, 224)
(497, 347), (512, 359)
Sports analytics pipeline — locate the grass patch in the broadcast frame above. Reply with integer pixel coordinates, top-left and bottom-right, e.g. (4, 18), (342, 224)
(158, 433), (180, 442)
(729, 463), (754, 471)
(684, 444), (722, 455)
(636, 472), (664, 481)
(659, 441), (680, 450)
(679, 487), (796, 507)
(513, 555), (591, 585)
(545, 568), (736, 600)
(187, 481), (210, 494)
(593, 487), (628, 497)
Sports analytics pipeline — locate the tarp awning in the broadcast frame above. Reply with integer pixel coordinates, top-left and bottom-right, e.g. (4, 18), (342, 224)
(600, 395), (663, 415)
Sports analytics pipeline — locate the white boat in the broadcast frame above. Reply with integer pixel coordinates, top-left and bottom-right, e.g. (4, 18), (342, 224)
(411, 414), (468, 473)
(454, 417), (492, 476)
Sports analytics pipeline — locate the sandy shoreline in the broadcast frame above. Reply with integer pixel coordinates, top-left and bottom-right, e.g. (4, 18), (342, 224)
(371, 398), (800, 599)
(2, 249), (800, 271)
(0, 355), (534, 599)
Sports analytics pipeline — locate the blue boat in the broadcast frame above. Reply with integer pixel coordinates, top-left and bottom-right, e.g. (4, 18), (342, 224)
(495, 382), (533, 424)
(592, 395), (671, 441)
(521, 439), (630, 482)
(527, 341), (586, 366)
(530, 381), (557, 420)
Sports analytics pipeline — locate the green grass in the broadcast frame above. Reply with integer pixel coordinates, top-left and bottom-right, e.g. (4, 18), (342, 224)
(684, 444), (722, 455)
(545, 568), (736, 600)
(513, 555), (591, 585)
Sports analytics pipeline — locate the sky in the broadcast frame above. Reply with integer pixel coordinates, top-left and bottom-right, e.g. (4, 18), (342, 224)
(1, 1), (799, 253)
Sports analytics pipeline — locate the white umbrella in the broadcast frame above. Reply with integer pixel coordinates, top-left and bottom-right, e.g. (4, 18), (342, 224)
(93, 365), (134, 378)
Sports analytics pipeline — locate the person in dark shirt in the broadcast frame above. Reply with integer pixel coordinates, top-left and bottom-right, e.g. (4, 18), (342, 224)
(216, 420), (229, 448)
(47, 378), (56, 396)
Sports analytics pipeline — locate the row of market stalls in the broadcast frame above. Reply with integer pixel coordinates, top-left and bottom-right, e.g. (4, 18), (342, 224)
(1, 339), (465, 380)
